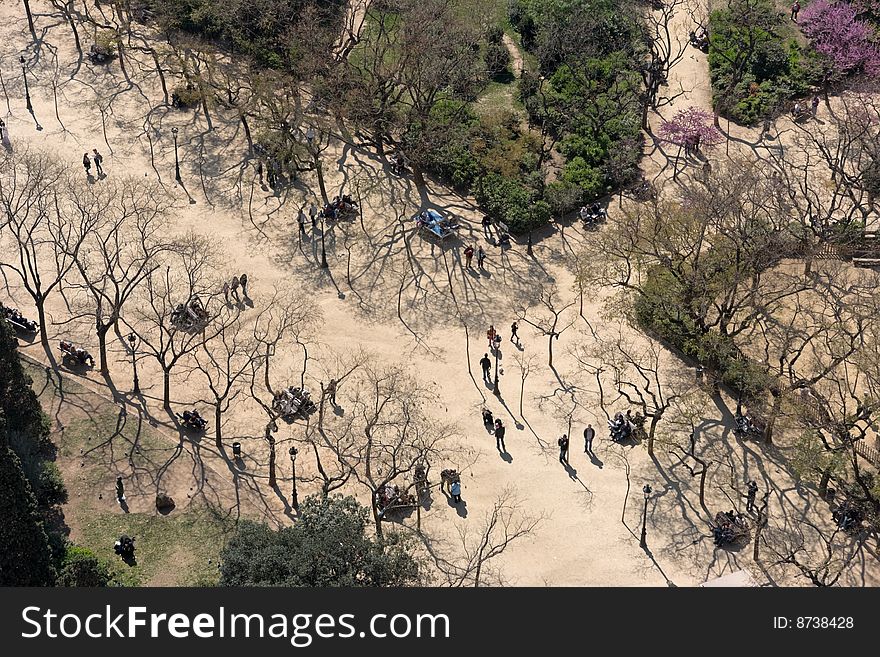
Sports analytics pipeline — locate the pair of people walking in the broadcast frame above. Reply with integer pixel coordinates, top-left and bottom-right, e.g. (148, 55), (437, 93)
(463, 244), (487, 269)
(223, 274), (249, 303)
(82, 149), (105, 178)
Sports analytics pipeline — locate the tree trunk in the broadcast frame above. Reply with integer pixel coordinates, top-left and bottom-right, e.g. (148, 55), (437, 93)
(267, 434), (276, 488)
(36, 303), (50, 360)
(163, 369), (171, 409)
(214, 403), (222, 449)
(548, 333), (555, 368)
(412, 164), (426, 188)
(753, 493), (769, 562)
(372, 498), (383, 539)
(62, 2), (82, 55)
(818, 468), (831, 498)
(23, 0), (37, 39)
(647, 416), (660, 457)
(97, 323), (111, 375)
(201, 90), (213, 131)
(763, 393), (783, 445)
(314, 155), (329, 205)
(240, 113), (253, 155)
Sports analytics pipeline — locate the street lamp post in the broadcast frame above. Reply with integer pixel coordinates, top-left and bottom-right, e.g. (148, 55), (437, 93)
(640, 483), (652, 549)
(127, 333), (139, 394)
(19, 55), (32, 113)
(171, 127), (181, 183)
(288, 446), (299, 509)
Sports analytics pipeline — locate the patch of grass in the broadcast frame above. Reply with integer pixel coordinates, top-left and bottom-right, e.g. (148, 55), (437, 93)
(21, 361), (238, 587)
(476, 81), (526, 118)
(76, 506), (234, 586)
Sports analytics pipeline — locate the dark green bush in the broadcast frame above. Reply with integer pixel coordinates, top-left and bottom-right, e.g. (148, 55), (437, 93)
(709, 0), (822, 125)
(56, 546), (113, 587)
(634, 266), (772, 400)
(485, 42), (512, 78)
(219, 495), (419, 587)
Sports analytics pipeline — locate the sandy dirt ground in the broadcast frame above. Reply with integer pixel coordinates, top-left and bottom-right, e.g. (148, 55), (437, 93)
(1, 1), (877, 587)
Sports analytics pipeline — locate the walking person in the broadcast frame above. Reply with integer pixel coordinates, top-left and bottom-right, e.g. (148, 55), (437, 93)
(479, 353), (492, 383)
(790, 0), (800, 20)
(310, 203), (318, 230)
(811, 95), (820, 117)
(239, 273), (249, 298)
(487, 325), (497, 350)
(464, 245), (475, 268)
(0, 119), (7, 147)
(746, 480), (759, 512)
(558, 434), (570, 463)
(326, 378), (338, 406)
(482, 215), (492, 237)
(83, 152), (92, 177)
(584, 424), (595, 454)
(222, 281), (230, 305)
(92, 149), (104, 177)
(477, 245), (486, 269)
(231, 275), (241, 302)
(494, 419), (506, 452)
(510, 321), (519, 344)
(115, 476), (126, 503)
(298, 208), (307, 235)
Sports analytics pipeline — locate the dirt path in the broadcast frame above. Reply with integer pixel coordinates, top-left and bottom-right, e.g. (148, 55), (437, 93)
(502, 33), (525, 78)
(1, 1), (875, 587)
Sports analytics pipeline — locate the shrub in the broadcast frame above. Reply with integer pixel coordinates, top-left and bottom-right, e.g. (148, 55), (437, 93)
(545, 180), (585, 215)
(485, 24), (504, 44)
(92, 30), (119, 59)
(561, 157), (606, 199)
(219, 495), (419, 587)
(485, 42), (512, 78)
(35, 462), (68, 508)
(708, 0), (821, 124)
(633, 266), (772, 400)
(171, 82), (204, 109)
(56, 546), (112, 587)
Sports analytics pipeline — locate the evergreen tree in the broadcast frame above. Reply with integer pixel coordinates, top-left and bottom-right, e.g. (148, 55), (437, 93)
(219, 495), (419, 586)
(0, 435), (55, 585)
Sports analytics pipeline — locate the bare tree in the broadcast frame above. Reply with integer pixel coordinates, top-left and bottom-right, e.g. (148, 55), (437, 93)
(514, 287), (576, 371)
(575, 328), (695, 456)
(248, 288), (320, 488)
(67, 177), (173, 377)
(191, 311), (259, 448)
(0, 151), (88, 357)
(420, 488), (542, 587)
(766, 521), (861, 587)
(125, 233), (227, 409)
(328, 362), (461, 537)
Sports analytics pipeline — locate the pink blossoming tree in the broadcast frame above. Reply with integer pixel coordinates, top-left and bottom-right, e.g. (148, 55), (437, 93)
(658, 107), (724, 178)
(800, 0), (880, 79)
